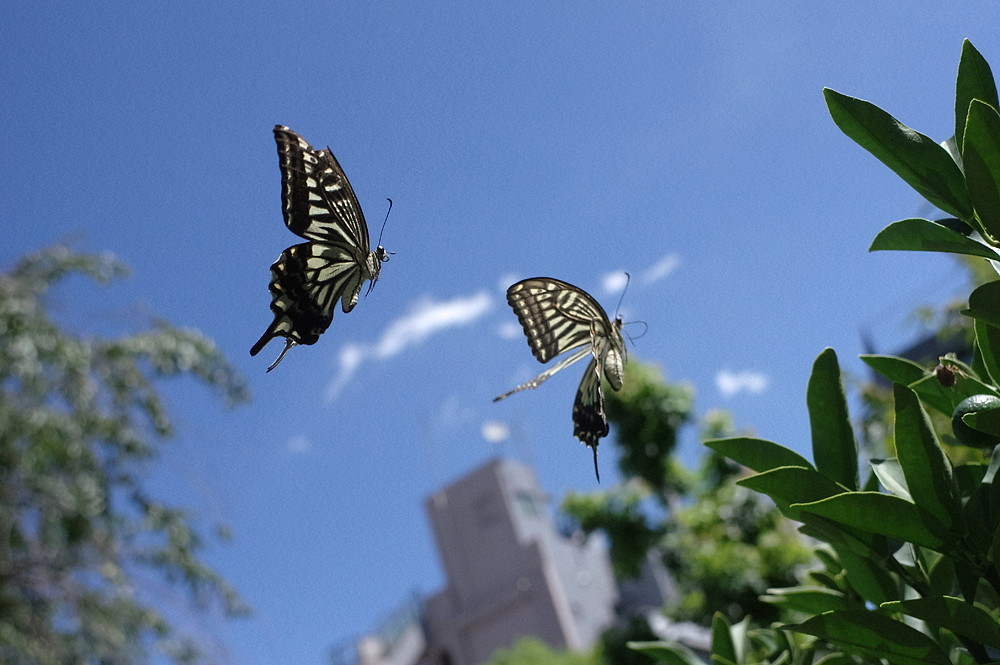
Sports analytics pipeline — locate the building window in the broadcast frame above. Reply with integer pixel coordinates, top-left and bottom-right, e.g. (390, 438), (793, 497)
(515, 490), (539, 517)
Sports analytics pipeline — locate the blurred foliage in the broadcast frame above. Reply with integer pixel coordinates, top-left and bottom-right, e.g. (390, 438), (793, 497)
(484, 637), (598, 665)
(0, 246), (250, 665)
(562, 360), (813, 632)
(597, 615), (659, 665)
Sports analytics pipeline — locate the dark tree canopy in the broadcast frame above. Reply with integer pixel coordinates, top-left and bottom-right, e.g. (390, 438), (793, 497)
(0, 246), (249, 665)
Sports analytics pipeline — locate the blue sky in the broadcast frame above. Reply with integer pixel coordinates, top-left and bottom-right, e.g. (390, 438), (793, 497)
(4, 3), (1000, 664)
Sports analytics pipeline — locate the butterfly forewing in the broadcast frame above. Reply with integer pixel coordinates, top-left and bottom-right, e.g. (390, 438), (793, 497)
(273, 126), (370, 249)
(507, 278), (610, 363)
(252, 126), (387, 370)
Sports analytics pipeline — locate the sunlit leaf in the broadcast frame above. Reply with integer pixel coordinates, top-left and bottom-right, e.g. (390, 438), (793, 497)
(825, 88), (972, 220)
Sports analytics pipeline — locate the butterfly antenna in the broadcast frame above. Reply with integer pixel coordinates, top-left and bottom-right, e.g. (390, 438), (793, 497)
(591, 445), (601, 483)
(614, 272), (631, 318)
(266, 340), (295, 373)
(624, 320), (649, 344)
(377, 198), (393, 251)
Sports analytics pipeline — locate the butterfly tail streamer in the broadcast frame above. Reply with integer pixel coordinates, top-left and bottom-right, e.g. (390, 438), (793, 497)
(265, 339), (296, 372)
(591, 445), (600, 483)
(493, 347), (592, 402)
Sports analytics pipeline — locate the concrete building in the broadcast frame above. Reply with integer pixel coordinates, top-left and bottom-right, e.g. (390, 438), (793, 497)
(334, 457), (673, 665)
(417, 458), (618, 665)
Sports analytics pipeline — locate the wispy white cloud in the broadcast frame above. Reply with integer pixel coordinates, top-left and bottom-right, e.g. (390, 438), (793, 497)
(601, 271), (629, 295)
(286, 435), (312, 454)
(325, 291), (494, 402)
(641, 253), (681, 285)
(496, 320), (523, 340)
(481, 420), (510, 443)
(497, 272), (520, 293)
(715, 369), (769, 398)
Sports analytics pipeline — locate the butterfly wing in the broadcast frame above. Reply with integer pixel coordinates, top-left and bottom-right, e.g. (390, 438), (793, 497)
(506, 277), (615, 363)
(252, 127), (381, 370)
(273, 125), (371, 250)
(494, 347), (592, 401)
(250, 242), (365, 360)
(573, 357), (609, 481)
(497, 277), (627, 480)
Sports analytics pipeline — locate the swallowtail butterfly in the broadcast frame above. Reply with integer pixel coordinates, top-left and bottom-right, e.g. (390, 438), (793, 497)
(251, 125), (389, 371)
(494, 277), (626, 480)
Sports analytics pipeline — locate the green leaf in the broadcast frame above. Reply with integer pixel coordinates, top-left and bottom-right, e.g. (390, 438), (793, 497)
(976, 320), (1000, 385)
(813, 655), (864, 665)
(907, 358), (1000, 418)
(860, 355), (927, 386)
(808, 349), (859, 489)
(793, 492), (950, 550)
(956, 40), (1000, 153)
(962, 408), (1000, 438)
(825, 88), (973, 220)
(870, 458), (911, 501)
(893, 385), (960, 529)
(881, 596), (1000, 648)
(704, 437), (813, 473)
(711, 613), (737, 665)
(787, 610), (953, 665)
(627, 641), (704, 665)
(869, 218), (1000, 259)
(964, 281), (1000, 328)
(834, 540), (900, 605)
(962, 100), (1000, 241)
(762, 587), (856, 615)
(738, 466), (846, 521)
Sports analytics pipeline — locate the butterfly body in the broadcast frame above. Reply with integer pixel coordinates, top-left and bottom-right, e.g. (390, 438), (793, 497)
(251, 126), (389, 371)
(495, 277), (627, 480)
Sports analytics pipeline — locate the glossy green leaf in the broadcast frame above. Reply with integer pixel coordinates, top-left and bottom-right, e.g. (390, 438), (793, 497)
(964, 281), (1000, 328)
(793, 492), (949, 550)
(953, 462), (988, 495)
(808, 349), (858, 489)
(825, 88), (972, 220)
(860, 355), (927, 386)
(893, 385), (960, 529)
(869, 218), (1000, 259)
(813, 655), (863, 665)
(956, 40), (1000, 152)
(962, 409), (1000, 438)
(962, 100), (1000, 241)
(711, 612), (737, 665)
(976, 320), (1000, 385)
(836, 545), (899, 605)
(881, 596), (1000, 648)
(738, 466), (846, 521)
(907, 358), (1000, 418)
(627, 641), (704, 665)
(787, 610), (952, 665)
(870, 458), (911, 500)
(704, 437), (813, 473)
(762, 587), (856, 615)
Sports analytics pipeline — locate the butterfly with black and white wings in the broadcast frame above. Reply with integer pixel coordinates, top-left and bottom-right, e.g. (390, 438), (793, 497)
(251, 125), (391, 371)
(494, 277), (626, 481)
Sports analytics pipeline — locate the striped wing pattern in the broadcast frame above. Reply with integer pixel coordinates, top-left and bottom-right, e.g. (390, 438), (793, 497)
(495, 277), (626, 480)
(251, 126), (386, 371)
(507, 278), (610, 362)
(573, 358), (610, 447)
